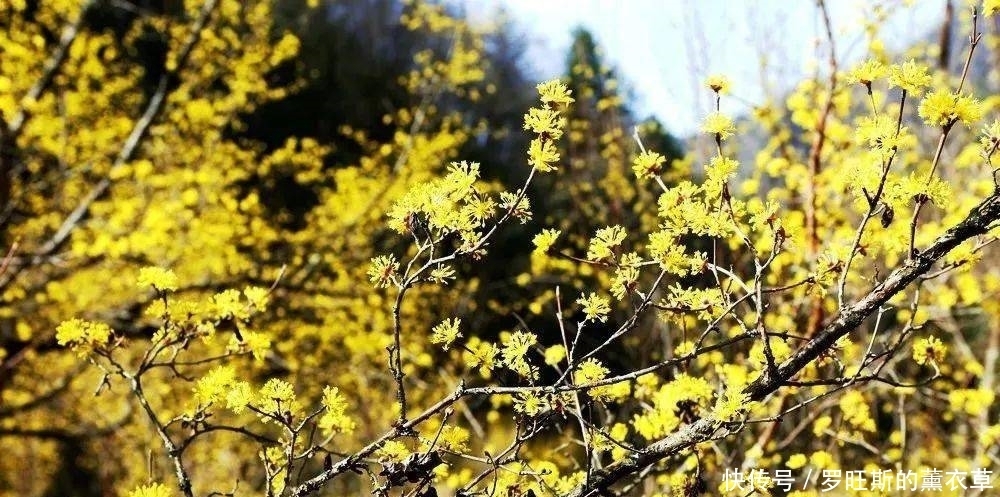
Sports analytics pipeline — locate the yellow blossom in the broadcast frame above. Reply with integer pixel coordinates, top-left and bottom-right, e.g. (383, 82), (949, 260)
(368, 254), (399, 289)
(318, 386), (356, 435)
(377, 440), (410, 463)
(856, 114), (906, 151)
(986, 0), (1000, 16)
(243, 286), (269, 310)
(713, 390), (751, 421)
(127, 483), (172, 497)
(888, 59), (931, 94)
(839, 390), (876, 432)
(705, 74), (731, 94)
(587, 225), (627, 261)
(674, 341), (695, 357)
(194, 365), (237, 406)
(514, 392), (548, 416)
(55, 319), (113, 348)
(574, 358), (608, 385)
(523, 107), (564, 139)
(544, 344), (566, 366)
(225, 381), (253, 414)
(257, 378), (302, 421)
(536, 79), (574, 106)
(428, 265), (456, 285)
(500, 330), (538, 379)
(137, 267), (179, 292)
(532, 228), (561, 254)
(918, 90), (983, 127)
(436, 425), (470, 453)
(463, 337), (498, 377)
(949, 388), (996, 416)
(577, 292), (611, 322)
(701, 111), (736, 140)
(528, 137), (560, 171)
(913, 335), (947, 366)
(847, 58), (886, 86)
(980, 119), (1000, 151)
(212, 289), (248, 320)
(632, 150), (667, 180)
(785, 453), (808, 469)
(430, 318), (462, 350)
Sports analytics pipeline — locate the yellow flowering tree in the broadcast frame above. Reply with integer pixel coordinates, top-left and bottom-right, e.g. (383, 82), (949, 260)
(8, 1), (1000, 497)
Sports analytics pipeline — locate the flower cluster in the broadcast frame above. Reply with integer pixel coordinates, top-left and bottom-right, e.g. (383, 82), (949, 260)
(430, 317), (462, 350)
(319, 386), (356, 436)
(912, 336), (947, 366)
(55, 319), (113, 351)
(525, 80), (574, 172)
(918, 90), (983, 128)
(137, 266), (179, 292)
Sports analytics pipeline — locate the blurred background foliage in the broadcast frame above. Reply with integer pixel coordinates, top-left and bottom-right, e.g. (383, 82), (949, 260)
(0, 0), (682, 494)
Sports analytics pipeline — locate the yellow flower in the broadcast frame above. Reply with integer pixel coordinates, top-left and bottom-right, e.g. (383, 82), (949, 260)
(462, 337), (498, 377)
(705, 74), (731, 94)
(127, 483), (172, 497)
(856, 114), (904, 150)
(632, 150), (667, 180)
(514, 392), (548, 416)
(436, 425), (470, 453)
(839, 390), (876, 432)
(980, 119), (1000, 151)
(912, 335), (947, 366)
(712, 390), (750, 421)
(430, 318), (462, 350)
(237, 331), (271, 361)
(986, 0), (1000, 16)
(498, 191), (532, 224)
(501, 331), (538, 379)
(888, 59), (931, 94)
(319, 386), (356, 435)
(225, 381), (253, 414)
(544, 344), (566, 366)
(574, 358), (608, 385)
(527, 137), (560, 172)
(532, 228), (561, 254)
(674, 340), (695, 357)
(785, 453), (808, 469)
(55, 319), (113, 348)
(137, 266), (179, 292)
(701, 111), (736, 140)
(918, 90), (983, 127)
(243, 286), (269, 310)
(706, 155), (739, 185)
(523, 107), (564, 139)
(377, 440), (411, 463)
(577, 292), (611, 323)
(948, 388), (996, 416)
(610, 265), (639, 300)
(536, 80), (574, 106)
(586, 225), (627, 261)
(257, 378), (302, 421)
(368, 254), (399, 289)
(428, 265), (456, 285)
(212, 289), (248, 320)
(847, 58), (886, 86)
(194, 365), (237, 406)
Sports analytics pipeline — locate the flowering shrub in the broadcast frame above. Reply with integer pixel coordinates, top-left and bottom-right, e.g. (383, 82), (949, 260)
(5, 1), (1000, 496)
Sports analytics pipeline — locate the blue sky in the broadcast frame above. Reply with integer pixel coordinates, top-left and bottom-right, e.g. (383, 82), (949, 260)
(466, 0), (942, 136)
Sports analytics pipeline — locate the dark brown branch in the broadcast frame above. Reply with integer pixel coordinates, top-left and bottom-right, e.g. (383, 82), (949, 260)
(939, 0), (954, 70)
